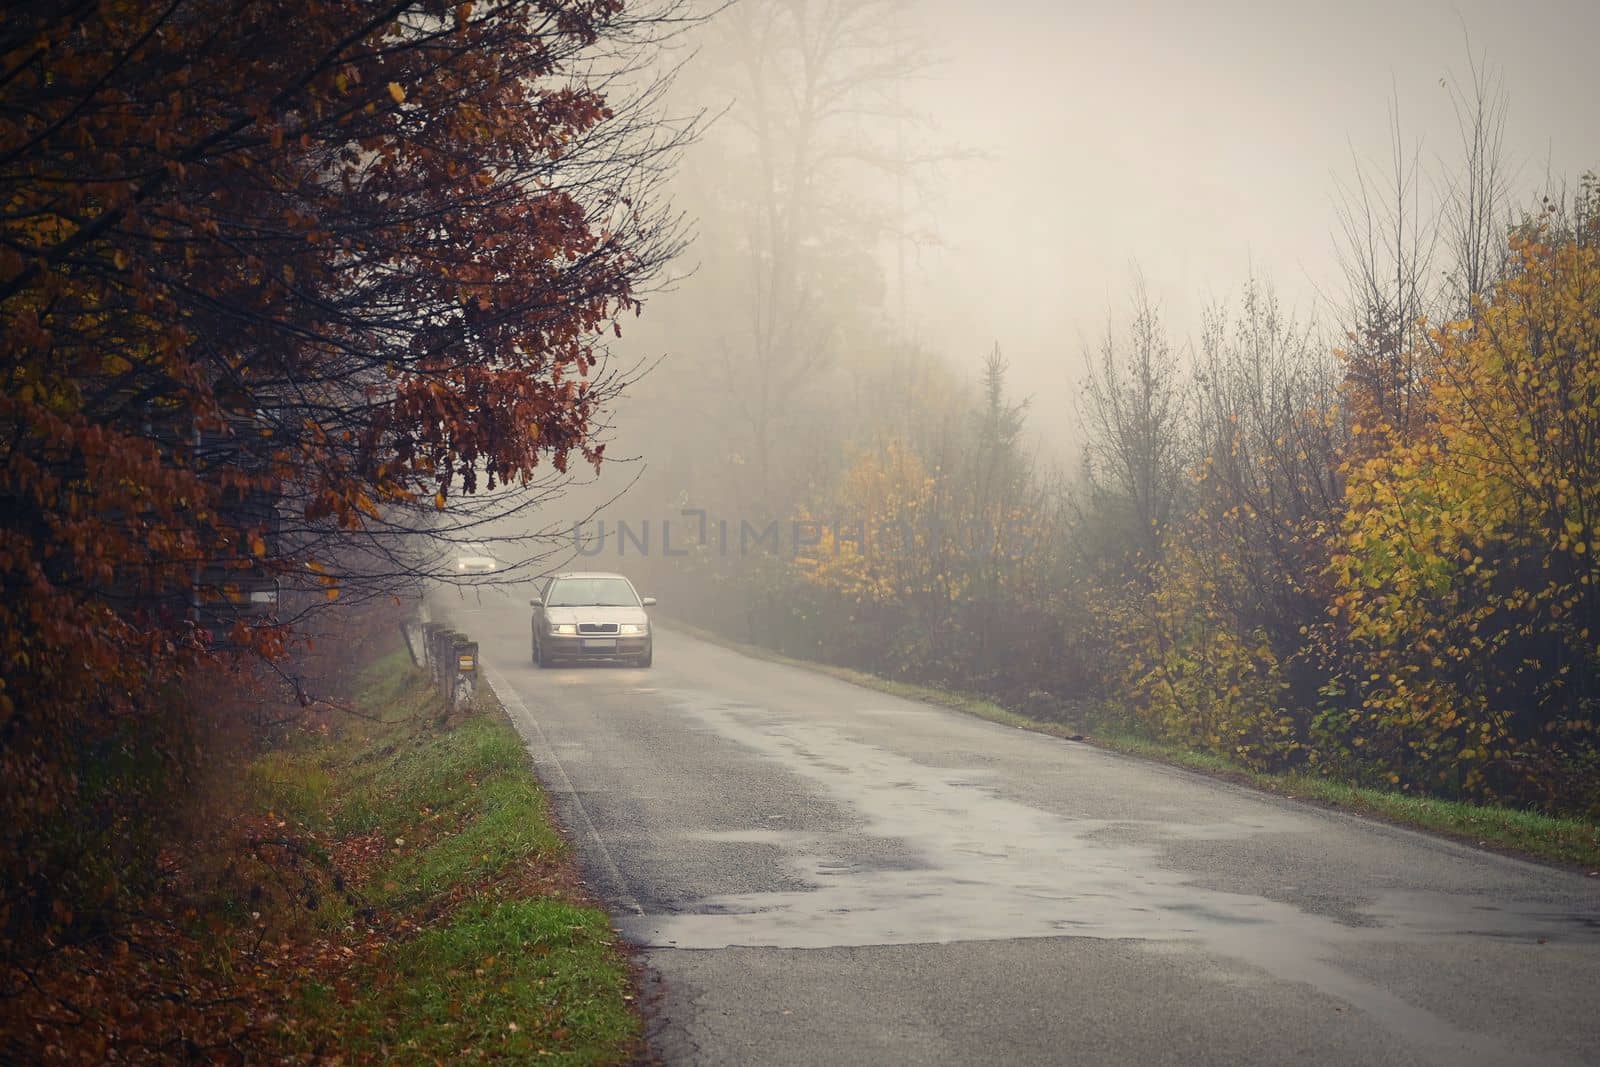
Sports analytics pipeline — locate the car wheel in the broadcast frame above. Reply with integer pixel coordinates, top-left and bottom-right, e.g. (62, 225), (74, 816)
(636, 642), (652, 669)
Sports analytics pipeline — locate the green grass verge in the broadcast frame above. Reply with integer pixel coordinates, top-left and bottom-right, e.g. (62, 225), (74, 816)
(253, 643), (641, 1063)
(664, 618), (1600, 873)
(337, 898), (638, 1065)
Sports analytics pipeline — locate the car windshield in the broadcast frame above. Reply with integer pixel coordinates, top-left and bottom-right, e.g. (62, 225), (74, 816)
(546, 577), (639, 607)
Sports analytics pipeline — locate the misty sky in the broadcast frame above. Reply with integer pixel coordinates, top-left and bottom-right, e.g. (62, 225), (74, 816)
(893, 0), (1600, 458)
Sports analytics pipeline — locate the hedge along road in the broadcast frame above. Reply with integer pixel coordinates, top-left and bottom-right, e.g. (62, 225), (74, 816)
(441, 584), (1600, 1067)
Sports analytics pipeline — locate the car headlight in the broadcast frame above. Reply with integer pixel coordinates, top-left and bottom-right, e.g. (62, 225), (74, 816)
(619, 623), (645, 635)
(552, 623), (577, 635)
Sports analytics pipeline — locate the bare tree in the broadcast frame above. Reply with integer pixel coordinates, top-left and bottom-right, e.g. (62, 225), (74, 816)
(1439, 44), (1514, 316)
(1192, 277), (1346, 712)
(1334, 44), (1517, 440)
(707, 0), (927, 512)
(1332, 93), (1440, 442)
(1079, 275), (1189, 572)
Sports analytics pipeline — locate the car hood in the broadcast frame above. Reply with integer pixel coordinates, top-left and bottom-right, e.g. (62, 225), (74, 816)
(543, 605), (649, 626)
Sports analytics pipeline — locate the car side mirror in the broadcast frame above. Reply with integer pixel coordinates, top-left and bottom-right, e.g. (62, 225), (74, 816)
(641, 596), (657, 606)
(529, 597), (542, 607)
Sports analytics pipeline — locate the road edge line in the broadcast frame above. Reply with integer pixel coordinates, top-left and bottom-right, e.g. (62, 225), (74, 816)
(483, 662), (646, 917)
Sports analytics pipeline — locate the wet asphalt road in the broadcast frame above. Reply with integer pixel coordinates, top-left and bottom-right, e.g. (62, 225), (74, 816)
(443, 588), (1600, 1067)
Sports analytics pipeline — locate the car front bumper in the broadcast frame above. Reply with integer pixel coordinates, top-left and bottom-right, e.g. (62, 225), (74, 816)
(543, 634), (650, 659)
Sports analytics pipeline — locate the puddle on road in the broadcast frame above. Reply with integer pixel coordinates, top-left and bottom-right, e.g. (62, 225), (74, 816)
(629, 696), (1596, 953)
(620, 694), (1600, 1067)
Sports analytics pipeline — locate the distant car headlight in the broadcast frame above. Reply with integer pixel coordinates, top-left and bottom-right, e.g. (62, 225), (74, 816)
(619, 623), (645, 635)
(552, 623), (577, 635)
(456, 560), (466, 570)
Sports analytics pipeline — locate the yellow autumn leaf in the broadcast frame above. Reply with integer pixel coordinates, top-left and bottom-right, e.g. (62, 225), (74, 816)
(388, 81), (406, 104)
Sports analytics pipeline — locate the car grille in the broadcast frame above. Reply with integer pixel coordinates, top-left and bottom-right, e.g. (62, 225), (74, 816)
(578, 622), (619, 635)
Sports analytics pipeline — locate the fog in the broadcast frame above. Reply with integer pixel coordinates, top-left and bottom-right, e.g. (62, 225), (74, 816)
(466, 0), (1600, 588)
(586, 0), (1600, 476)
(905, 0), (1600, 451)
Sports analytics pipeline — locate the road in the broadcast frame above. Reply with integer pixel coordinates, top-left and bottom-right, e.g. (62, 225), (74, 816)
(443, 587), (1600, 1067)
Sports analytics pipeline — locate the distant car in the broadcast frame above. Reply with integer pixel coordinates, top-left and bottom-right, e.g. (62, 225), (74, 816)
(530, 571), (655, 668)
(454, 542), (498, 575)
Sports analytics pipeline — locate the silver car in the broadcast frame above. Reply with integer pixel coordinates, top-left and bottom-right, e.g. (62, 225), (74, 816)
(530, 572), (655, 668)
(453, 541), (498, 575)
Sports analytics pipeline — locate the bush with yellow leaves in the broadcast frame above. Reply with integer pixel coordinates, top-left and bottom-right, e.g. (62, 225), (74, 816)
(1330, 211), (1600, 810)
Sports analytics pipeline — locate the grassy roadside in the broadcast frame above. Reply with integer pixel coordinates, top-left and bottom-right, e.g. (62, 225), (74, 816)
(261, 646), (643, 1062)
(663, 617), (1600, 874)
(2, 635), (644, 1065)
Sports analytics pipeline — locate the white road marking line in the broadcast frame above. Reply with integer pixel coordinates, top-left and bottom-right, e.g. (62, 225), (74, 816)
(483, 661), (645, 916)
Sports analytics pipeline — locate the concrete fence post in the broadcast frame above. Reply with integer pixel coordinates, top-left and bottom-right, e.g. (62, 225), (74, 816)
(449, 639), (478, 714)
(421, 622), (442, 678)
(437, 629), (459, 703)
(418, 623), (479, 720)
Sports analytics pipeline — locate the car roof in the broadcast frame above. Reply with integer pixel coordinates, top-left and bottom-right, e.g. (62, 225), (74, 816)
(549, 571), (632, 581)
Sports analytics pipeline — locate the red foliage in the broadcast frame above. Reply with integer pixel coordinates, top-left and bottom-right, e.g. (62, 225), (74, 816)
(1, 0), (679, 955)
